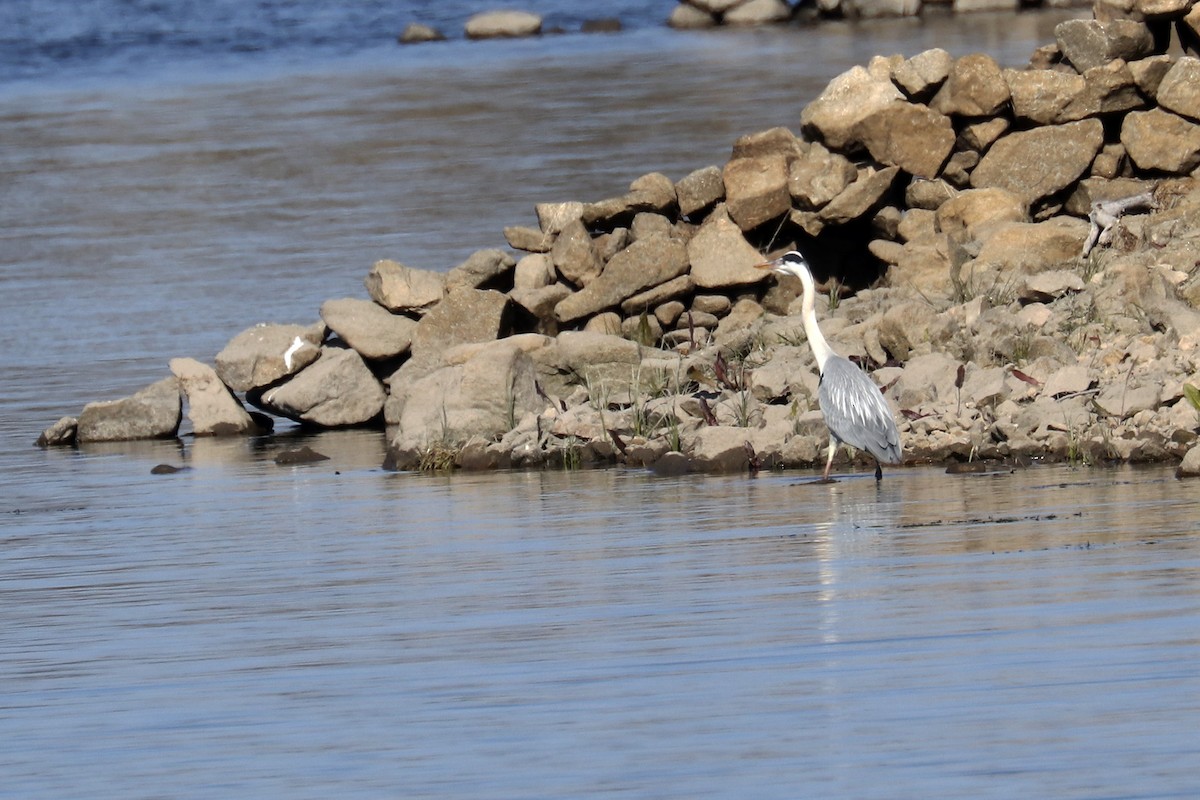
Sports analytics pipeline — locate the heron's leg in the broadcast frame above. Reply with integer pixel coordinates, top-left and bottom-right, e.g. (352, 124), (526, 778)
(822, 435), (837, 481)
(874, 460), (883, 481)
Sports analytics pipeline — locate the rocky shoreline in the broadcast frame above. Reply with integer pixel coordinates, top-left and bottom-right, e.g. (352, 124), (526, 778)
(38, 0), (1200, 478)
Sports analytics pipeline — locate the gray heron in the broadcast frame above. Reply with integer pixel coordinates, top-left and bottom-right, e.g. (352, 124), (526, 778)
(758, 251), (902, 481)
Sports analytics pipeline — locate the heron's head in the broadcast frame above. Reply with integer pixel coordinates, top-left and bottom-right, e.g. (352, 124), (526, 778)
(755, 250), (811, 280)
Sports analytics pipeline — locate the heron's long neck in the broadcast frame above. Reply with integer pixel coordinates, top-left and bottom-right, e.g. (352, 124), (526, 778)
(799, 267), (834, 372)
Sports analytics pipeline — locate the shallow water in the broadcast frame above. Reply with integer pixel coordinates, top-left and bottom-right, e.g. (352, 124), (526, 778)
(4, 449), (1200, 798)
(7, 6), (1200, 798)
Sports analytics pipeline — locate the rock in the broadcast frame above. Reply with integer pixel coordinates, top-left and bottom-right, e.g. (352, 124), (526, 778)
(464, 10), (542, 39)
(853, 102), (954, 179)
(687, 216), (770, 289)
(444, 248), (516, 290)
(685, 426), (753, 473)
(954, 0), (1018, 10)
(584, 312), (623, 336)
(1129, 54), (1174, 96)
(536, 201), (584, 234)
(532, 331), (644, 399)
(77, 377), (181, 443)
(511, 283), (572, 323)
(1004, 68), (1088, 125)
(788, 143), (858, 209)
(676, 165), (725, 218)
(843, 0), (922, 18)
(892, 352), (960, 407)
(398, 23), (446, 44)
(1020, 270), (1086, 303)
(723, 154), (791, 230)
(973, 219), (1089, 274)
(970, 119), (1105, 208)
(364, 259), (444, 314)
(819, 166), (900, 225)
(957, 117), (1009, 152)
(1042, 364), (1093, 397)
(513, 253), (555, 290)
(36, 416), (77, 447)
(387, 340), (542, 457)
(169, 357), (260, 436)
(731, 126), (806, 160)
(892, 48), (952, 100)
(1177, 443), (1200, 478)
(554, 234), (689, 323)
(800, 65), (904, 152)
(724, 0), (793, 24)
(320, 297), (418, 361)
(1155, 57), (1200, 121)
(1135, 0), (1191, 17)
(935, 188), (1028, 238)
(504, 225), (552, 253)
(620, 275), (694, 316)
(214, 322), (325, 393)
(668, 4), (717, 28)
(930, 53), (1010, 117)
(257, 347), (385, 427)
(551, 218), (604, 286)
(1055, 19), (1153, 73)
(1121, 109), (1200, 173)
(1095, 381), (1161, 418)
(906, 179), (958, 210)
(630, 212), (674, 241)
(715, 299), (765, 342)
(274, 446), (329, 465)
(411, 287), (511, 364)
(627, 172), (678, 215)
(877, 301), (934, 361)
(962, 365), (1008, 406)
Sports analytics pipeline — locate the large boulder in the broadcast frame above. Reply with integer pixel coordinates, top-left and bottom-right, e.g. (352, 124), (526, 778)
(320, 297), (418, 361)
(892, 48), (953, 101)
(1054, 18), (1154, 73)
(77, 377), (181, 443)
(257, 347), (385, 427)
(676, 165), (725, 218)
(1121, 109), (1200, 173)
(687, 216), (771, 289)
(169, 357), (260, 436)
(554, 234), (689, 323)
(800, 66), (904, 152)
(723, 155), (791, 230)
(852, 102), (955, 179)
(410, 287), (512, 364)
(970, 119), (1105, 208)
(551, 218), (604, 286)
(819, 166), (900, 225)
(724, 0), (793, 24)
(935, 187), (1028, 239)
(444, 248), (516, 291)
(1154, 57), (1200, 122)
(788, 143), (857, 210)
(929, 53), (1010, 117)
(387, 339), (543, 459)
(464, 10), (542, 39)
(364, 259), (444, 314)
(214, 322), (325, 393)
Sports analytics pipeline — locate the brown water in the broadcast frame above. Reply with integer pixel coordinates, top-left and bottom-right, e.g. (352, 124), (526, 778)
(6, 11), (1200, 799)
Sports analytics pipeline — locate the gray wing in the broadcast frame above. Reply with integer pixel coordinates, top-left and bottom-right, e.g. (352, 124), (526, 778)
(817, 355), (902, 464)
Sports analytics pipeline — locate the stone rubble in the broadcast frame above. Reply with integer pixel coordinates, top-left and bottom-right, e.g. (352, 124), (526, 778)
(38, 0), (1200, 478)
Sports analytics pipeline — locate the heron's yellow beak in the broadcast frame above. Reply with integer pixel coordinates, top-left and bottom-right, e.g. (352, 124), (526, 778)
(754, 260), (776, 270)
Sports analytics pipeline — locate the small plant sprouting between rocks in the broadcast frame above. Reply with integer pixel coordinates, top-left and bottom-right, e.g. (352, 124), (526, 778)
(1185, 384), (1200, 414)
